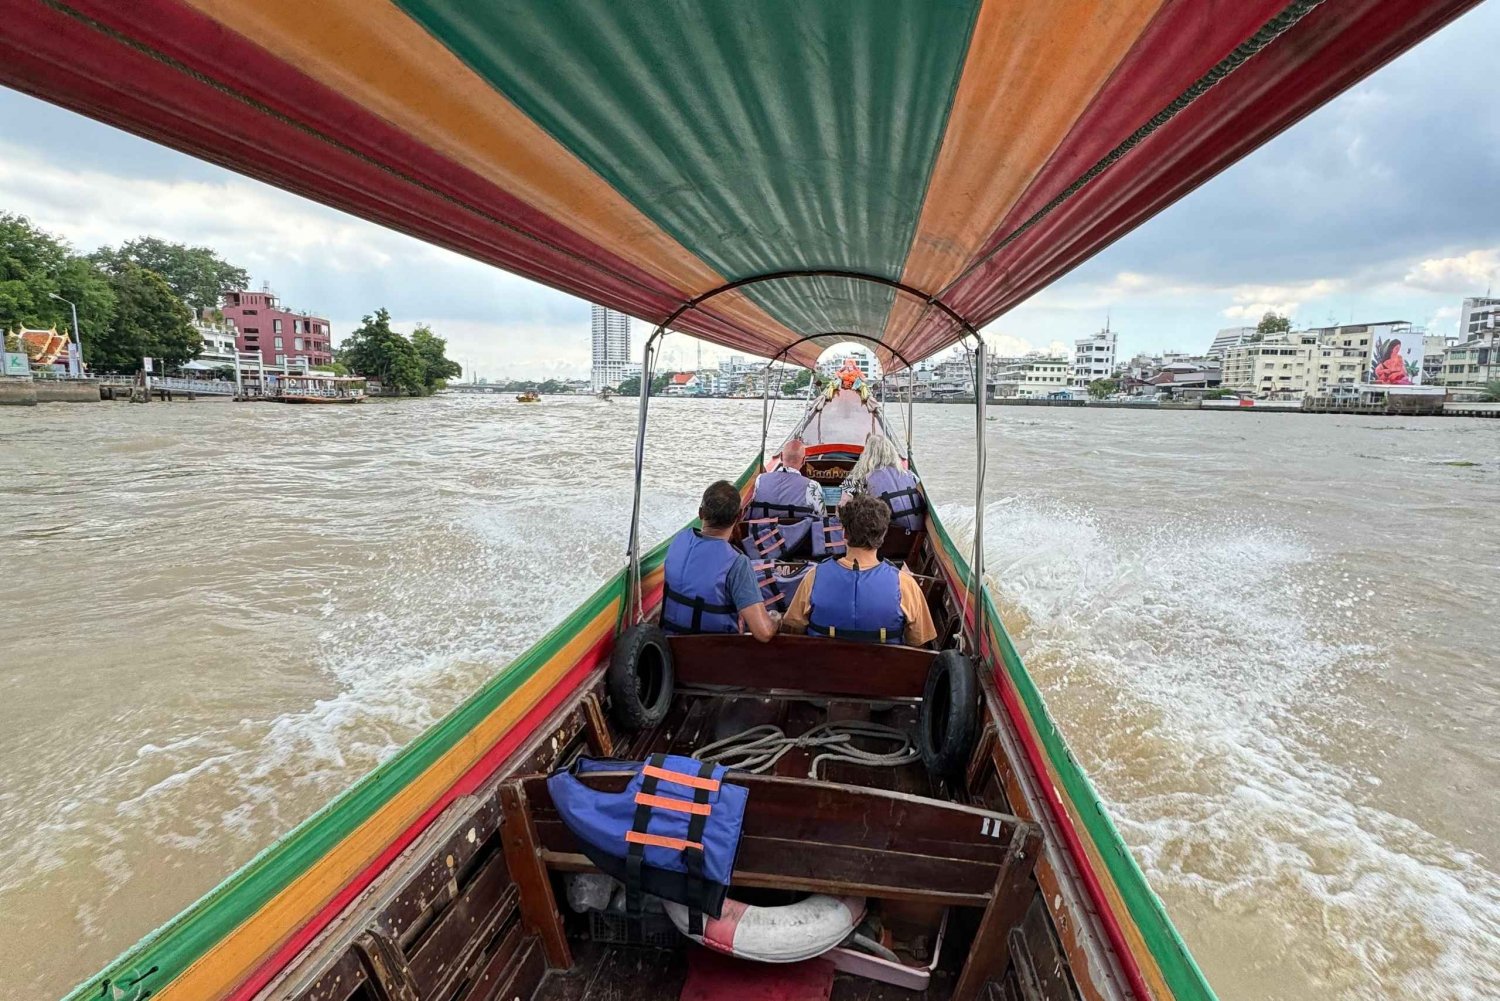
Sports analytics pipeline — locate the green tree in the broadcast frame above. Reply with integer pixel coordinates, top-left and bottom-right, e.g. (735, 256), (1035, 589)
(409, 324), (462, 393)
(615, 372), (675, 396)
(1087, 377), (1119, 399)
(1256, 311), (1291, 336)
(0, 214), (117, 353)
(781, 369), (814, 395)
(90, 237), (249, 313)
(338, 308), (423, 395)
(1481, 380), (1500, 403)
(93, 263), (200, 372)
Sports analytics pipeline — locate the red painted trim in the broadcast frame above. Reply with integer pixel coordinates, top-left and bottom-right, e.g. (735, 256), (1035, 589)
(0, 0), (777, 352)
(939, 559), (1154, 1000)
(221, 632), (613, 1001)
(901, 0), (1482, 359)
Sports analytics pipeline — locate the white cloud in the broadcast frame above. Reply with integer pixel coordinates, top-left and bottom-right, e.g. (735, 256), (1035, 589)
(1220, 279), (1345, 321)
(1403, 249), (1500, 294)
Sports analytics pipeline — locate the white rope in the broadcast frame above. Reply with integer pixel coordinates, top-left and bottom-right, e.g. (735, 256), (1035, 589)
(691, 721), (918, 779)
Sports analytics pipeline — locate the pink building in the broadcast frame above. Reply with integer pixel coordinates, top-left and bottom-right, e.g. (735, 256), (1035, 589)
(218, 289), (334, 367)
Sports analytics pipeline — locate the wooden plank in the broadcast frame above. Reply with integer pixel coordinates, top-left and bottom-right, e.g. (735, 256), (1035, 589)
(527, 771), (1030, 865)
(457, 915), (528, 1001)
(668, 634), (934, 698)
(350, 930), (419, 1001)
(406, 869), (516, 996)
(498, 782), (572, 970)
(952, 823), (1045, 1001)
(284, 948), (367, 1001)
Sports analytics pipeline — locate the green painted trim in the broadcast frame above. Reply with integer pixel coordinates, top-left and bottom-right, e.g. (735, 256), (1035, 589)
(67, 571), (627, 1000)
(921, 501), (1216, 1000)
(66, 458), (762, 1000)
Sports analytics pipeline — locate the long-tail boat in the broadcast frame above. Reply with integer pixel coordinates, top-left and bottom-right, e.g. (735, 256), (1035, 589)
(2, 2), (1474, 1000)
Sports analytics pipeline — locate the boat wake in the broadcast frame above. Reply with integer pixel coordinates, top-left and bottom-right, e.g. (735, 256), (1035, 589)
(939, 499), (1500, 1001)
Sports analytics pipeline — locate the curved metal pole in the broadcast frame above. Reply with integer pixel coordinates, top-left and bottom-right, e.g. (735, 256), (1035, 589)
(906, 365), (915, 462)
(621, 269), (981, 631)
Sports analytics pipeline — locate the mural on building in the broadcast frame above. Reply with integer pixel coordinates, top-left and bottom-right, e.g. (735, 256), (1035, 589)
(1369, 336), (1419, 386)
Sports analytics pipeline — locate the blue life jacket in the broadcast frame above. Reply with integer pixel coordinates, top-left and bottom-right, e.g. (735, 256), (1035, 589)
(807, 558), (906, 644)
(547, 754), (748, 933)
(742, 515), (843, 565)
(748, 468), (819, 522)
(662, 528), (742, 634)
(866, 467), (925, 533)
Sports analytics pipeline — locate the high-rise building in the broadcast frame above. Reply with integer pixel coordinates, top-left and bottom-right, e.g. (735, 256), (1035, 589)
(1070, 328), (1116, 389)
(1458, 297), (1500, 338)
(1207, 326), (1255, 358)
(590, 304), (633, 393)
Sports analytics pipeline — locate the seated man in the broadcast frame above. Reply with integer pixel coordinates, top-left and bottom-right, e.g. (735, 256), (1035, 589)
(747, 437), (824, 523)
(780, 494), (936, 646)
(662, 480), (779, 642)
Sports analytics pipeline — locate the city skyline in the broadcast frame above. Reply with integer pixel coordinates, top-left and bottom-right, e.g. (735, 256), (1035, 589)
(0, 4), (1495, 378)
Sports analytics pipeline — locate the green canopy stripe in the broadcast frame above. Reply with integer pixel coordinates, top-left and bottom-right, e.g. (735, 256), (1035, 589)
(392, 0), (983, 339)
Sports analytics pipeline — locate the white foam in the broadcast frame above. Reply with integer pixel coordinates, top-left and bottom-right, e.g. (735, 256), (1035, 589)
(939, 498), (1500, 1000)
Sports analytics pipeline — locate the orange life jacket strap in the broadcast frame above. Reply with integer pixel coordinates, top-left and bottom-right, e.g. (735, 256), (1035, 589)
(635, 792), (712, 815)
(625, 830), (704, 852)
(642, 764), (721, 792)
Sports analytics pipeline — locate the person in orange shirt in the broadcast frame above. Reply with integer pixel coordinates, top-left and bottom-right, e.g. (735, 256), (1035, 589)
(780, 493), (936, 647)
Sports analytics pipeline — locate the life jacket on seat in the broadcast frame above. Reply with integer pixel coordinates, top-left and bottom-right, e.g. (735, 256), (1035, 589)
(865, 467), (925, 533)
(745, 557), (814, 614)
(547, 754), (748, 935)
(807, 558), (906, 644)
(662, 528), (741, 634)
(742, 515), (844, 565)
(747, 468), (818, 523)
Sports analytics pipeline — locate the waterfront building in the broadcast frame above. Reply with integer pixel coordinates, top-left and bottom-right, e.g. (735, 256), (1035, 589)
(1458, 297), (1500, 339)
(1304, 321), (1416, 391)
(218, 287), (333, 368)
(1220, 330), (1319, 396)
(1441, 331), (1499, 398)
(1070, 328), (1117, 389)
(590, 304), (633, 393)
(1423, 333), (1456, 385)
(180, 321), (239, 376)
(817, 346), (877, 381)
(1139, 360), (1222, 397)
(995, 354), (1070, 398)
(1207, 326), (1255, 358)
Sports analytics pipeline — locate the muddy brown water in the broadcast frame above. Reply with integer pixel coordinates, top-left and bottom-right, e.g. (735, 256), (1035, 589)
(1, 396), (1496, 1000)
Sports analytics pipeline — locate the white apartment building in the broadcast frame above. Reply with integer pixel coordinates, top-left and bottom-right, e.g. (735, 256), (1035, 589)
(1441, 331), (1498, 397)
(1458, 297), (1500, 339)
(996, 355), (1070, 398)
(817, 346), (877, 380)
(590, 304), (633, 393)
(1207, 326), (1255, 358)
(1070, 329), (1117, 389)
(1220, 330), (1320, 396)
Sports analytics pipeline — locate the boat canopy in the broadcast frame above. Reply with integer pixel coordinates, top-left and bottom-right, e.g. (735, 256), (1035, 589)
(0, 0), (1476, 369)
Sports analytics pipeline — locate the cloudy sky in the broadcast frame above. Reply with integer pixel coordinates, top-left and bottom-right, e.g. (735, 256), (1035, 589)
(2, 4), (1496, 377)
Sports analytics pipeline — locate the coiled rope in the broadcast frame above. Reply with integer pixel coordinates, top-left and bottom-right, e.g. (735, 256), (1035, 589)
(691, 722), (918, 779)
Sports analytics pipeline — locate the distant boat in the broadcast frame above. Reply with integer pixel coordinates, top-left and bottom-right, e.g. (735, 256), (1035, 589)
(263, 373), (365, 404)
(516, 390), (541, 403)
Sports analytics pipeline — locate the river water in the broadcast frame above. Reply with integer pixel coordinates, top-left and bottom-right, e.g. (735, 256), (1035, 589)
(1, 396), (1496, 1000)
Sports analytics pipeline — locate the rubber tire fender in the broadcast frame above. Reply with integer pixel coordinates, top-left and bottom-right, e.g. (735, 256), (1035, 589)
(918, 649), (979, 782)
(664, 895), (865, 963)
(607, 623), (674, 732)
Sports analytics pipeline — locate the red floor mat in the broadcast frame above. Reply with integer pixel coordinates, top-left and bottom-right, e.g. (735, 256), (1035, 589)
(680, 948), (836, 1001)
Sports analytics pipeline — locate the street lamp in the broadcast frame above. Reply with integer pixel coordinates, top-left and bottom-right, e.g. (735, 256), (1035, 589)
(48, 292), (83, 376)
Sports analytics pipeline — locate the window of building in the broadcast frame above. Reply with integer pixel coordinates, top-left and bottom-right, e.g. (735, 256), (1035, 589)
(244, 309), (258, 315)
(274, 336), (284, 349)
(244, 327), (259, 334)
(294, 337), (303, 350)
(276, 354), (286, 366)
(273, 319), (282, 333)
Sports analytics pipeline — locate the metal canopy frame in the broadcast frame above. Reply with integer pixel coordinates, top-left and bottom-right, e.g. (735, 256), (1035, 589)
(624, 270), (988, 638)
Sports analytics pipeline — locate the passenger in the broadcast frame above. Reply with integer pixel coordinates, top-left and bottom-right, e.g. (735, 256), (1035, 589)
(780, 494), (936, 646)
(747, 437), (824, 523)
(839, 432), (924, 533)
(661, 480), (780, 642)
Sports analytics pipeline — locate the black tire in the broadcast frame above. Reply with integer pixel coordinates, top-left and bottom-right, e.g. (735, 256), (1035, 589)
(919, 650), (979, 782)
(607, 624), (675, 732)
